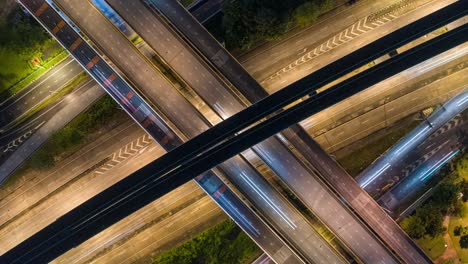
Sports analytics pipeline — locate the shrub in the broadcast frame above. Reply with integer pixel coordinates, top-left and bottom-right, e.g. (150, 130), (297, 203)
(460, 235), (468, 248)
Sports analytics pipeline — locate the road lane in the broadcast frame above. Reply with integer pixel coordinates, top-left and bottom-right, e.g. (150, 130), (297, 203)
(108, 0), (398, 262)
(7, 1), (303, 263)
(148, 1), (434, 263)
(358, 90), (468, 193)
(51, 0), (346, 262)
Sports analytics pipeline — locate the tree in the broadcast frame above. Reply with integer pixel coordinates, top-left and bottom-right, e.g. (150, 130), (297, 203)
(460, 235), (468, 248)
(293, 2), (320, 27)
(431, 180), (461, 214)
(222, 0), (336, 50)
(457, 153), (468, 180)
(416, 204), (444, 237)
(401, 215), (426, 239)
(223, 0), (292, 50)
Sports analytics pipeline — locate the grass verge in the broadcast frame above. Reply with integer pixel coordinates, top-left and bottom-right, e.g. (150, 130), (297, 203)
(28, 94), (123, 170)
(180, 0), (194, 7)
(152, 219), (261, 264)
(415, 234), (446, 260)
(1, 51), (69, 100)
(5, 72), (89, 132)
(448, 203), (468, 262)
(0, 6), (65, 98)
(338, 120), (421, 177)
(1, 92), (123, 187)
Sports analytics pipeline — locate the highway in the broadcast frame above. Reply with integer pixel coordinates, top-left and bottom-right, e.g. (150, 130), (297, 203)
(376, 99), (467, 213)
(7, 1), (304, 263)
(148, 2), (458, 263)
(104, 0), (403, 263)
(244, 0), (458, 92)
(4, 17), (462, 263)
(0, 117), (221, 263)
(115, 1), (410, 263)
(309, 41), (468, 153)
(0, 58), (92, 162)
(153, 1), (460, 262)
(0, 56), (82, 130)
(8, 0), (464, 260)
(380, 135), (464, 213)
(49, 0), (346, 262)
(87, 15), (465, 264)
(141, 1), (467, 174)
(2, 48), (463, 263)
(0, 0), (221, 166)
(1, 0), (464, 260)
(0, 79), (105, 183)
(358, 90), (468, 195)
(1, 0), (454, 169)
(0, 0), (456, 162)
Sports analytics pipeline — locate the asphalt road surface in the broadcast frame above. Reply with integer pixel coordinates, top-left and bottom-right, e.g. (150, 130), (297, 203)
(50, 0), (346, 262)
(0, 80), (105, 184)
(150, 2), (461, 263)
(378, 106), (467, 213)
(1, 0), (464, 262)
(358, 90), (468, 194)
(10, 1), (309, 263)
(0, 57), (82, 129)
(0, 0), (223, 157)
(7, 0), (464, 262)
(115, 1), (401, 263)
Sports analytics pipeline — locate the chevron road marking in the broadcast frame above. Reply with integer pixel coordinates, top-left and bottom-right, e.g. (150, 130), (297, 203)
(428, 115), (465, 140)
(93, 134), (152, 175)
(362, 17), (374, 30)
(2, 124), (43, 153)
(260, 0), (410, 85)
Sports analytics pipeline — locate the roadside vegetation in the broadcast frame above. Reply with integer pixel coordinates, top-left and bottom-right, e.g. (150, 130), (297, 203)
(5, 73), (89, 132)
(399, 154), (468, 261)
(401, 177), (462, 239)
(179, 0), (194, 7)
(338, 119), (421, 177)
(152, 219), (261, 264)
(0, 5), (64, 100)
(222, 0), (335, 50)
(29, 94), (123, 169)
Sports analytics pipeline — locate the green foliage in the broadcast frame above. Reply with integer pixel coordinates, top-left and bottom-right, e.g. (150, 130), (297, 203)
(293, 2), (320, 27)
(462, 180), (468, 202)
(29, 95), (120, 169)
(460, 235), (468, 248)
(431, 180), (462, 213)
(293, 0), (334, 28)
(153, 219), (260, 264)
(416, 204), (445, 237)
(453, 225), (468, 237)
(401, 204), (445, 239)
(339, 120), (420, 177)
(222, 0), (335, 50)
(401, 215), (426, 239)
(402, 178), (461, 239)
(457, 154), (468, 180)
(415, 233), (446, 260)
(180, 0), (194, 7)
(0, 7), (62, 92)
